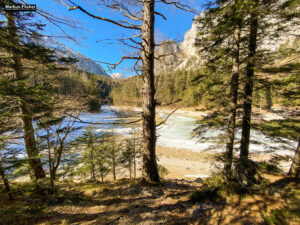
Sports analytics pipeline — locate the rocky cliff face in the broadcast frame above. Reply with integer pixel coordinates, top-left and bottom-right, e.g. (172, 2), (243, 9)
(154, 11), (207, 74)
(154, 8), (300, 75)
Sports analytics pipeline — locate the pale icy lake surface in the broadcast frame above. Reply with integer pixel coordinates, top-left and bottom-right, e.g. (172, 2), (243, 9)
(11, 105), (297, 157)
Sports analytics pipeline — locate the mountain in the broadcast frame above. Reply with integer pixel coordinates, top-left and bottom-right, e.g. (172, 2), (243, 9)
(154, 11), (207, 74)
(110, 73), (125, 79)
(38, 37), (111, 78)
(154, 9), (300, 75)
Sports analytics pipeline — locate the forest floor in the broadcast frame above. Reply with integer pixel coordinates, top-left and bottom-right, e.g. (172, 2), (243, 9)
(0, 175), (300, 225)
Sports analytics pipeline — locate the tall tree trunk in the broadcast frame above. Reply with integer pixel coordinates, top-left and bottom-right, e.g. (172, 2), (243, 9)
(0, 162), (13, 200)
(240, 0), (259, 160)
(141, 0), (159, 183)
(289, 136), (300, 177)
(224, 7), (241, 174)
(6, 12), (45, 180)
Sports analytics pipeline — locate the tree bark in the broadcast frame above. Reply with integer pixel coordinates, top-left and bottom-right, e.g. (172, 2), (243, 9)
(141, 0), (159, 183)
(289, 136), (300, 177)
(240, 0), (259, 160)
(6, 12), (45, 180)
(224, 6), (241, 174)
(0, 162), (13, 200)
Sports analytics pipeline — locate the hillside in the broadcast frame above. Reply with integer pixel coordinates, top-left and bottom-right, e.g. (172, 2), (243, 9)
(37, 37), (111, 79)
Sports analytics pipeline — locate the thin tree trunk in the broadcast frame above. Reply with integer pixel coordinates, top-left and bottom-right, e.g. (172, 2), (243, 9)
(265, 83), (272, 111)
(112, 144), (116, 180)
(289, 136), (300, 177)
(90, 149), (95, 180)
(6, 12), (45, 180)
(101, 171), (104, 183)
(48, 148), (54, 193)
(224, 7), (241, 174)
(141, 0), (159, 183)
(133, 139), (136, 179)
(99, 161), (104, 183)
(0, 162), (13, 200)
(50, 169), (55, 194)
(240, 0), (259, 160)
(129, 162), (132, 179)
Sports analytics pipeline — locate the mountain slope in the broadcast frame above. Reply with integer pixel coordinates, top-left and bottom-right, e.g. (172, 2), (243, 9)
(39, 37), (111, 78)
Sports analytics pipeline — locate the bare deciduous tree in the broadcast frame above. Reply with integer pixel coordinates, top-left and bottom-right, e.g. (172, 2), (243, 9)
(57, 0), (197, 183)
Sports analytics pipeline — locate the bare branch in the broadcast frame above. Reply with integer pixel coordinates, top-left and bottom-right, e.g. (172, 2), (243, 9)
(65, 113), (142, 125)
(96, 56), (140, 70)
(159, 0), (199, 14)
(119, 39), (143, 51)
(155, 11), (167, 20)
(57, 0), (141, 30)
(110, 4), (142, 21)
(156, 108), (180, 127)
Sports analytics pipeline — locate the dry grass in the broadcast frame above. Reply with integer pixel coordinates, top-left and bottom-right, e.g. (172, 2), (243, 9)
(0, 175), (299, 225)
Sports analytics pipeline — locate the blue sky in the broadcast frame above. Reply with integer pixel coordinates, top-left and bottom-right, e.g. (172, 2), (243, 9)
(29, 0), (204, 76)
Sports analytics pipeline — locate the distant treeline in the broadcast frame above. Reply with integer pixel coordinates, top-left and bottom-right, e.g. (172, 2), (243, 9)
(110, 56), (299, 109)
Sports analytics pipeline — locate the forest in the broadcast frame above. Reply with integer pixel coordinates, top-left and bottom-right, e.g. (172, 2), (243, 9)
(0, 0), (299, 224)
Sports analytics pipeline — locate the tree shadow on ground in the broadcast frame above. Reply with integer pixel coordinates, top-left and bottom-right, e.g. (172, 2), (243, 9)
(2, 177), (299, 225)
(196, 176), (300, 225)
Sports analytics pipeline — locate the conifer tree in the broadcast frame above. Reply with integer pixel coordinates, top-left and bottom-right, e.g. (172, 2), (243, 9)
(239, 0), (259, 161)
(3, 6), (46, 180)
(196, 0), (245, 174)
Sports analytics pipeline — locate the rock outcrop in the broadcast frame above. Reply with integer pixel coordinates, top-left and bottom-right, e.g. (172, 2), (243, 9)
(154, 7), (300, 75)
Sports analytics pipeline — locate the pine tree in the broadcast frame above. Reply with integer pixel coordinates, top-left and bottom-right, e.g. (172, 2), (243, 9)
(120, 139), (135, 179)
(74, 126), (108, 181)
(3, 7), (46, 180)
(105, 134), (122, 181)
(196, 0), (245, 174)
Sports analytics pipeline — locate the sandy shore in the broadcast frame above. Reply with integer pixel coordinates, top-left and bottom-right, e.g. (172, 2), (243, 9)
(156, 146), (219, 179)
(156, 146), (292, 179)
(110, 105), (297, 121)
